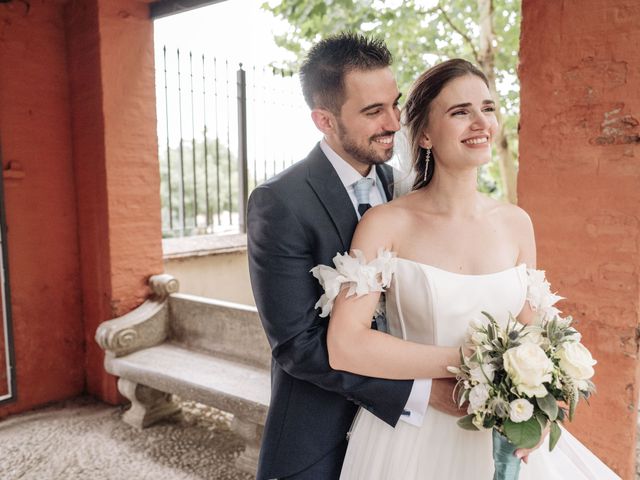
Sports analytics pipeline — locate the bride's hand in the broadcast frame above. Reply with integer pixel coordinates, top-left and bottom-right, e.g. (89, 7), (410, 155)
(428, 379), (466, 417)
(516, 400), (567, 463)
(515, 423), (551, 463)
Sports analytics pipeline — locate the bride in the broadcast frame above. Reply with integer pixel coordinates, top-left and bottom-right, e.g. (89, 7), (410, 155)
(314, 59), (620, 479)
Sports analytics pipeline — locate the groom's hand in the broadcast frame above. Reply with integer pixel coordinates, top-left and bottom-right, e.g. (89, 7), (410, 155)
(429, 378), (466, 417)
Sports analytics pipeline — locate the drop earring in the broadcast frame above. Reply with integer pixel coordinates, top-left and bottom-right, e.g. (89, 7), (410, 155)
(423, 148), (431, 182)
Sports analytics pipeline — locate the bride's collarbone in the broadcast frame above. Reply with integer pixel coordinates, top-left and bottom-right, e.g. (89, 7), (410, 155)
(395, 233), (519, 275)
(403, 216), (512, 243)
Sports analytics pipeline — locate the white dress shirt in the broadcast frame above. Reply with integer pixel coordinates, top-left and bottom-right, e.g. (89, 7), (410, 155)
(320, 139), (431, 427)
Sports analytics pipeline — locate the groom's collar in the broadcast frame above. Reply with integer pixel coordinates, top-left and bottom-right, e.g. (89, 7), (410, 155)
(320, 139), (379, 190)
(319, 138), (393, 201)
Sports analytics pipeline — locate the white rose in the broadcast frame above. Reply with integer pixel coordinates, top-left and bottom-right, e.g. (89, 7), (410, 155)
(503, 343), (553, 398)
(470, 363), (495, 384)
(557, 342), (596, 380)
(468, 383), (491, 413)
(509, 398), (534, 423)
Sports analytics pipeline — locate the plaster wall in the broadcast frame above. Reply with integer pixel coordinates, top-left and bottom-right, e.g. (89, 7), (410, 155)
(519, 1), (640, 477)
(0, 0), (162, 415)
(66, 0), (162, 402)
(0, 1), (85, 414)
(164, 251), (255, 306)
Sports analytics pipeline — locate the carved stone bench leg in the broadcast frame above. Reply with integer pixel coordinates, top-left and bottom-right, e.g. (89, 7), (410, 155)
(231, 416), (263, 474)
(117, 378), (181, 429)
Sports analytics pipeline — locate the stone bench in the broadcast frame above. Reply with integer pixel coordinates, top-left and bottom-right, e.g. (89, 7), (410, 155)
(95, 274), (271, 474)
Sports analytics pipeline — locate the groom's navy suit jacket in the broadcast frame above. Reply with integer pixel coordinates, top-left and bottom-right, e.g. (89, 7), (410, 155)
(247, 144), (414, 479)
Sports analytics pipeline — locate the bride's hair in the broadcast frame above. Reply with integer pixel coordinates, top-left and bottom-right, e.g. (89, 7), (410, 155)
(299, 32), (392, 114)
(403, 59), (489, 190)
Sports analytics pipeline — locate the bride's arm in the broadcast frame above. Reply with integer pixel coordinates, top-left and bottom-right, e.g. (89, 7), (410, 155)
(326, 205), (459, 380)
(513, 206), (537, 326)
(510, 206), (552, 461)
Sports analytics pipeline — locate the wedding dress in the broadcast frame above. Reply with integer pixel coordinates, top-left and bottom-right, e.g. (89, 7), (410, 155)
(312, 253), (620, 480)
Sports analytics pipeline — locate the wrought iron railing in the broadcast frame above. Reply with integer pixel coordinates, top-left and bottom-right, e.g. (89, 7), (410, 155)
(156, 47), (316, 237)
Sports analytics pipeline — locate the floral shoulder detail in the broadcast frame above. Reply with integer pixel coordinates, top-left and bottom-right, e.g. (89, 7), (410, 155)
(310, 249), (396, 317)
(526, 268), (564, 323)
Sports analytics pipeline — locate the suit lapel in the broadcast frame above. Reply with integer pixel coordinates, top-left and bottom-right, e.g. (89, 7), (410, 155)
(306, 145), (358, 251)
(376, 164), (394, 202)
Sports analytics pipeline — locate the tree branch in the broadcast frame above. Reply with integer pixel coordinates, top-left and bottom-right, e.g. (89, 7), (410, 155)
(436, 2), (480, 64)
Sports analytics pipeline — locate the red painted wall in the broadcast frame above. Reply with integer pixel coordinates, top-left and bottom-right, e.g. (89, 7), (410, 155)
(519, 1), (640, 478)
(0, 1), (85, 414)
(0, 0), (162, 416)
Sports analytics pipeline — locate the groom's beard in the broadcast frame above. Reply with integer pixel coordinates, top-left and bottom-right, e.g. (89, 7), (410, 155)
(336, 119), (395, 166)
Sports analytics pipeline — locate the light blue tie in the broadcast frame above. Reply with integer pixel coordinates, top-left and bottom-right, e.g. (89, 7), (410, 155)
(353, 177), (375, 217)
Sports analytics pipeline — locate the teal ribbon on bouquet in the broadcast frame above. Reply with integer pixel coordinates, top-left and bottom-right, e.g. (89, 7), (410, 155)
(492, 429), (521, 480)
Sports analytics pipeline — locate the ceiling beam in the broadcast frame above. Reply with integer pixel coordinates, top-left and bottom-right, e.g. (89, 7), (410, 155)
(149, 0), (229, 19)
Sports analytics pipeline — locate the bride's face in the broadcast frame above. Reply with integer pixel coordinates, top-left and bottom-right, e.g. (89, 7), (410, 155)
(420, 74), (498, 170)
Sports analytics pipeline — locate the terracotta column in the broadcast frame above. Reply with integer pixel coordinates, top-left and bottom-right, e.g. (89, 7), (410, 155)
(66, 0), (163, 403)
(519, 1), (640, 478)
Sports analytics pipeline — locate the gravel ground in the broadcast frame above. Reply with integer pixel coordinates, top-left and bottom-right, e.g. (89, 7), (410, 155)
(0, 396), (254, 480)
(0, 396), (636, 479)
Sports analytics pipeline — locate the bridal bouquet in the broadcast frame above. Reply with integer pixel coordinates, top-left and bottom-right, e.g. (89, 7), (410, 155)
(448, 270), (597, 480)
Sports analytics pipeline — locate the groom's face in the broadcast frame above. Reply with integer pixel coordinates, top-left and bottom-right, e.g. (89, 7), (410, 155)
(330, 68), (401, 173)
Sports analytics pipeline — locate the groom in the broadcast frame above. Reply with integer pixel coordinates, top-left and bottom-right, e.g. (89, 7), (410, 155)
(248, 33), (434, 480)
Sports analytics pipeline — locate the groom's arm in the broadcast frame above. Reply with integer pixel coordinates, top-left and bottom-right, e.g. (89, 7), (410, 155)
(248, 184), (413, 427)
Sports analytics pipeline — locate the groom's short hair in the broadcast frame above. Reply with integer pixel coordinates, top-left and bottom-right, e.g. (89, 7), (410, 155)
(300, 32), (393, 114)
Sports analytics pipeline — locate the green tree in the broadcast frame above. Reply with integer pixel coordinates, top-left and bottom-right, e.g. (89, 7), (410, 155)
(263, 0), (521, 202)
(159, 136), (242, 237)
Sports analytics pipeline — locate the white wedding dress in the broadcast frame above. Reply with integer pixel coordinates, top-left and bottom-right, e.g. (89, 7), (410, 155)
(313, 254), (621, 480)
